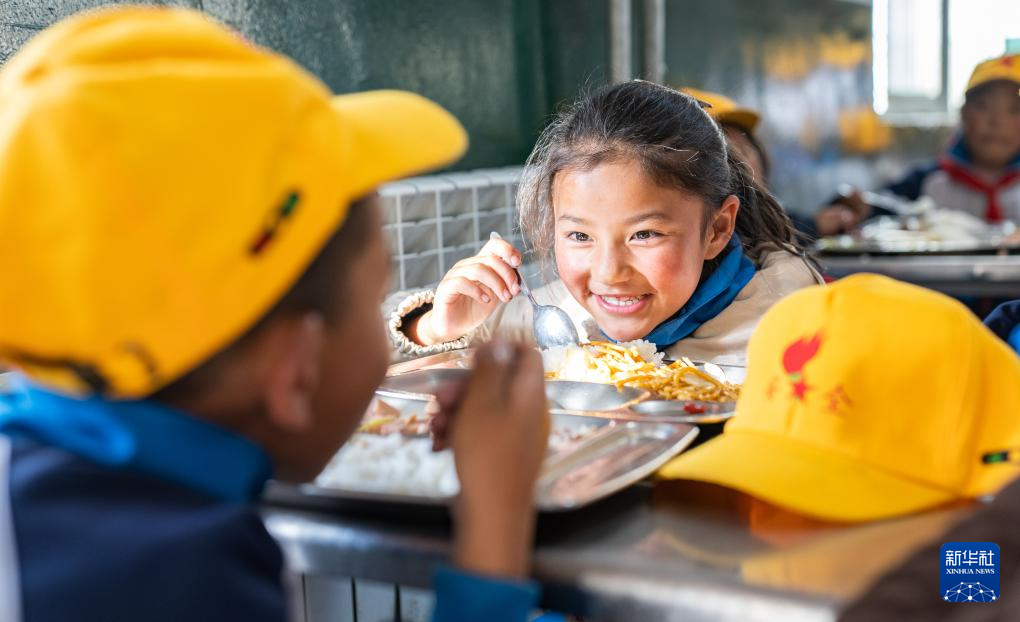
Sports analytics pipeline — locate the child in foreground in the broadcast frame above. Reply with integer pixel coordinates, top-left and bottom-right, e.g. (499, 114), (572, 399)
(0, 7), (548, 622)
(390, 81), (823, 366)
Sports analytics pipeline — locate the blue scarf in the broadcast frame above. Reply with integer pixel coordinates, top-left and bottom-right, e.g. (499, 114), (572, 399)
(0, 374), (272, 502)
(611, 234), (756, 350)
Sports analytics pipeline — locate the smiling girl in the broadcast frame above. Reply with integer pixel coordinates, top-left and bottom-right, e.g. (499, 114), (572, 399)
(389, 81), (822, 364)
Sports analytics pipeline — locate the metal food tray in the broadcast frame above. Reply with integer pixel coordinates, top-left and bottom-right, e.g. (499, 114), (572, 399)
(815, 235), (1020, 256)
(387, 349), (745, 424)
(266, 390), (698, 513)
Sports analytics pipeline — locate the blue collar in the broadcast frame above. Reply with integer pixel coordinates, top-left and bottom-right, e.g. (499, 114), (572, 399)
(0, 374), (272, 503)
(945, 133), (1020, 174)
(605, 234), (756, 350)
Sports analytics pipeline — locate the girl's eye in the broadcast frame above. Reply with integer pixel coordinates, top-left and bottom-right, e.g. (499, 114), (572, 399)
(631, 230), (659, 241)
(566, 231), (591, 242)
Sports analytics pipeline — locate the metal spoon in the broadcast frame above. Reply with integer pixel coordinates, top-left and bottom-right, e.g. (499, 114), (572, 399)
(837, 184), (914, 217)
(489, 232), (580, 349)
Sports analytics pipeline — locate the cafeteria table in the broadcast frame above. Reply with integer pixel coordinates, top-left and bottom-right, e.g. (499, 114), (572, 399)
(263, 482), (973, 621)
(820, 254), (1020, 298)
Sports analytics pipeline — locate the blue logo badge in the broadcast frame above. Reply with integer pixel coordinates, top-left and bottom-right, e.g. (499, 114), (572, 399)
(941, 542), (1000, 602)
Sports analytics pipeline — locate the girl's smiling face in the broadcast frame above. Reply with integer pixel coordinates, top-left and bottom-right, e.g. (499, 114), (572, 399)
(554, 160), (738, 342)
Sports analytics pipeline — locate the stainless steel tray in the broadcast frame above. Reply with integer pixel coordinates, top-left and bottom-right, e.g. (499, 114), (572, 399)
(815, 235), (1020, 256)
(266, 391), (697, 512)
(383, 368), (650, 412)
(386, 349), (475, 376)
(387, 349), (743, 424)
(627, 399), (733, 424)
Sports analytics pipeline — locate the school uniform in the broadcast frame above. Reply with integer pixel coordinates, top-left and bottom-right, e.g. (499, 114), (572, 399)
(985, 301), (1020, 354)
(0, 375), (538, 622)
(879, 136), (1020, 223)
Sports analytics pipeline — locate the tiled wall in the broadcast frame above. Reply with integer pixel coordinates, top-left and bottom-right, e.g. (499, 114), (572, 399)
(379, 168), (524, 293)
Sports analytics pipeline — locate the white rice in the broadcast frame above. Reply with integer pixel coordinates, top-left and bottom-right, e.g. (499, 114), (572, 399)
(316, 423), (604, 498)
(316, 435), (459, 497)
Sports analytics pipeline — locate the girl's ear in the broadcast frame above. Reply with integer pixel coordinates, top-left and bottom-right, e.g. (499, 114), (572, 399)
(261, 312), (325, 432)
(704, 195), (740, 260)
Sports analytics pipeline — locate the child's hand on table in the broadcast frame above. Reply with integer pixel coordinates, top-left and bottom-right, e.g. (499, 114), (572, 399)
(816, 188), (872, 236)
(407, 237), (523, 345)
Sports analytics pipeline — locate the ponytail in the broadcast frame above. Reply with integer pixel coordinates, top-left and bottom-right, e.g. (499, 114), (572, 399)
(726, 152), (807, 266)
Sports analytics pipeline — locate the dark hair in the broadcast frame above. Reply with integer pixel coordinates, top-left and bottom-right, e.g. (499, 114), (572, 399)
(518, 80), (806, 271)
(152, 197), (376, 403)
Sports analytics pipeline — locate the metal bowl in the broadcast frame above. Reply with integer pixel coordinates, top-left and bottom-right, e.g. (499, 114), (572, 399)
(629, 398), (735, 424)
(708, 364), (746, 384)
(545, 381), (648, 411)
(381, 368), (471, 394)
(386, 350), (474, 376)
(383, 370), (647, 412)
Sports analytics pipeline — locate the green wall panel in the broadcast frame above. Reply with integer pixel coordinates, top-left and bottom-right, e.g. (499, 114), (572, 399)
(0, 0), (564, 170)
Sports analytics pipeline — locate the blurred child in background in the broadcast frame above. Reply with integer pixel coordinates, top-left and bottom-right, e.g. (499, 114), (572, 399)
(816, 53), (1020, 236)
(680, 87), (823, 238)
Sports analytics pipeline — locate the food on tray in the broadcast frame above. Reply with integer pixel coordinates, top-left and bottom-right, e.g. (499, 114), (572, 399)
(359, 396), (600, 451)
(548, 423), (599, 453)
(817, 197), (1019, 252)
(358, 397), (436, 436)
(543, 340), (740, 402)
(317, 405), (604, 498)
(861, 207), (991, 243)
(316, 435), (459, 496)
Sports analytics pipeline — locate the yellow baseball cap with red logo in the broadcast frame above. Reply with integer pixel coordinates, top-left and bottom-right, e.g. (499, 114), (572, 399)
(966, 53), (1020, 94)
(682, 87), (760, 134)
(0, 6), (467, 398)
(660, 274), (1020, 522)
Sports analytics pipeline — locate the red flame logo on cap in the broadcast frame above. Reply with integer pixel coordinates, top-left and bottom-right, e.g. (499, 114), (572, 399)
(782, 333), (822, 400)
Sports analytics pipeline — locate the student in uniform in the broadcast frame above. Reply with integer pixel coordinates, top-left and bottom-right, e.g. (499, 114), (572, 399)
(0, 7), (548, 621)
(389, 81), (822, 366)
(816, 53), (1020, 235)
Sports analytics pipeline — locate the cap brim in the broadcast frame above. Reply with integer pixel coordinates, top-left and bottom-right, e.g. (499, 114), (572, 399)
(718, 110), (760, 134)
(330, 90), (468, 198)
(659, 430), (955, 523)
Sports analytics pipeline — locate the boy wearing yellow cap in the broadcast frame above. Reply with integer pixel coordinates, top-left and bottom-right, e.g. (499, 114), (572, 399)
(818, 53), (1020, 235)
(0, 7), (548, 622)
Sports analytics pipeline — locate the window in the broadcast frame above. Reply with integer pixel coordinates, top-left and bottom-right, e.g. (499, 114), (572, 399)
(873, 0), (1020, 124)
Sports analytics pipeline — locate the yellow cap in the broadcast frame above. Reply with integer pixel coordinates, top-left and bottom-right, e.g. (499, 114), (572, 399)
(0, 7), (467, 398)
(682, 87), (760, 134)
(660, 274), (1020, 522)
(966, 53), (1020, 94)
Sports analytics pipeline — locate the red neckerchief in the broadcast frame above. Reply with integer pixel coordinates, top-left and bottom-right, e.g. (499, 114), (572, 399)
(938, 157), (1020, 223)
